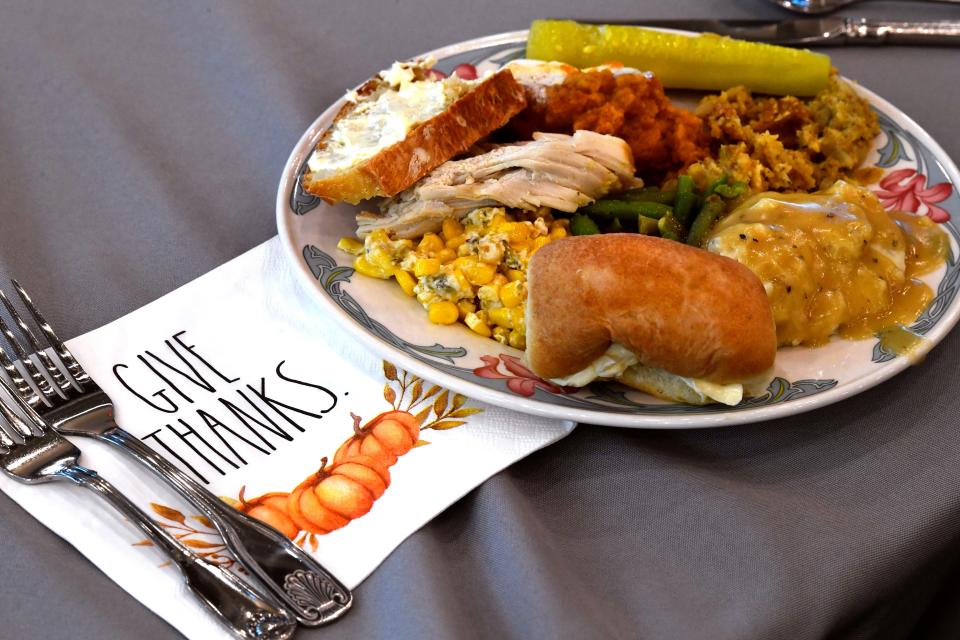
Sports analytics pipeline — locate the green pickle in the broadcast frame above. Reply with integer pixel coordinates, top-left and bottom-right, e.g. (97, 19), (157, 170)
(527, 20), (831, 96)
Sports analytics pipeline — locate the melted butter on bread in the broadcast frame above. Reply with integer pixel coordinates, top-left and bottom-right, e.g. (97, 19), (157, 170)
(308, 71), (475, 176)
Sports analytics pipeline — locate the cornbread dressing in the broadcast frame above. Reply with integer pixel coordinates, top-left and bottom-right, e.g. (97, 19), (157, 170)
(688, 76), (880, 192)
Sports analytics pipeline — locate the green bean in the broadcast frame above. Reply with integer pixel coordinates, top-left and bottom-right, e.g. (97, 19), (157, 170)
(582, 200), (673, 219)
(687, 195), (726, 247)
(697, 173), (729, 210)
(674, 175), (696, 225)
(714, 181), (748, 199)
(570, 213), (600, 236)
(621, 187), (676, 204)
(658, 214), (687, 242)
(637, 215), (659, 235)
(703, 174), (729, 198)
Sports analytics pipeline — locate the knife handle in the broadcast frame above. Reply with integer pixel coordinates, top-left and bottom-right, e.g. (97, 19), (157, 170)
(100, 426), (353, 627)
(59, 465), (296, 640)
(845, 18), (960, 46)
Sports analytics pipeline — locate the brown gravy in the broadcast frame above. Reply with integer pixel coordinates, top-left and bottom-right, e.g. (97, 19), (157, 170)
(706, 181), (948, 350)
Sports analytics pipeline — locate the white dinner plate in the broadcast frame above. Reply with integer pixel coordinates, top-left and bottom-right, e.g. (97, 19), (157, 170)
(276, 30), (960, 428)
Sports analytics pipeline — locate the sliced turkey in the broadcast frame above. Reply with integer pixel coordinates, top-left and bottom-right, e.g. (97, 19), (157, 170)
(356, 130), (638, 238)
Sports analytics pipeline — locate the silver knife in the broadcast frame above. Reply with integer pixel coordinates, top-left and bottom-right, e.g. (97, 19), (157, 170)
(573, 17), (960, 46)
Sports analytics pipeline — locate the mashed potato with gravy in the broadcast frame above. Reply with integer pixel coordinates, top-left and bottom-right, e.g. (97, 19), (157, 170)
(705, 181), (946, 347)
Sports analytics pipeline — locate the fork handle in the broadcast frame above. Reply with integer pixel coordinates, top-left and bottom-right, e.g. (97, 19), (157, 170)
(57, 465), (296, 639)
(101, 427), (352, 626)
(842, 18), (960, 45)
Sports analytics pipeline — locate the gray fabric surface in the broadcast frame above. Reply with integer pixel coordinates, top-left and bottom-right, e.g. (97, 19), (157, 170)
(2, 1), (960, 638)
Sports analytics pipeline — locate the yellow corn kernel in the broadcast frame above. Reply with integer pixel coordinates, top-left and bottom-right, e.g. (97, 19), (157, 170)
(499, 222), (529, 243)
(436, 248), (457, 263)
(464, 262), (496, 286)
(337, 236), (364, 256)
(418, 233), (445, 254)
(446, 234), (467, 251)
(488, 307), (513, 329)
(511, 240), (532, 254)
(506, 269), (525, 282)
(549, 226), (568, 240)
(511, 305), (527, 332)
(508, 330), (526, 350)
(427, 301), (459, 325)
(442, 218), (465, 240)
(464, 312), (492, 338)
(353, 256), (393, 279)
(453, 255), (478, 270)
(452, 269), (473, 293)
(530, 236), (551, 255)
(475, 309), (489, 324)
(490, 212), (508, 228)
(414, 258), (441, 277)
(550, 218), (570, 230)
(394, 270), (417, 297)
(457, 301), (477, 318)
(492, 326), (510, 344)
(368, 253), (396, 272)
(491, 274), (508, 287)
(500, 280), (525, 308)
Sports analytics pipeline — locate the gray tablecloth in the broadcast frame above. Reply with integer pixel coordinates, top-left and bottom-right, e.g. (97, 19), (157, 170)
(2, 1), (960, 638)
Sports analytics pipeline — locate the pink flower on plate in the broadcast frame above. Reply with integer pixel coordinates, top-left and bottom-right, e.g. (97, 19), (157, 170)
(473, 354), (570, 397)
(875, 168), (953, 222)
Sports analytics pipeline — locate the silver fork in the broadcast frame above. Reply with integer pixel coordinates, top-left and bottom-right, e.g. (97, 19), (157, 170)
(0, 380), (296, 639)
(0, 281), (352, 626)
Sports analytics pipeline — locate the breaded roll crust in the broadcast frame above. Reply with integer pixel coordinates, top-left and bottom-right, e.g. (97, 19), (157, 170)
(525, 234), (776, 383)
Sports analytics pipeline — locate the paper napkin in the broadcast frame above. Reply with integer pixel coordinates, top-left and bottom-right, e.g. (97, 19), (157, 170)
(0, 237), (574, 639)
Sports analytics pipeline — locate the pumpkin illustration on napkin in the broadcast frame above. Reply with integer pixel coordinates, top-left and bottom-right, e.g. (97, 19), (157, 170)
(230, 361), (482, 547)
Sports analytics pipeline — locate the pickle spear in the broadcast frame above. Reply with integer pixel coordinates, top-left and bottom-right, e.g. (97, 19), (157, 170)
(526, 19), (831, 96)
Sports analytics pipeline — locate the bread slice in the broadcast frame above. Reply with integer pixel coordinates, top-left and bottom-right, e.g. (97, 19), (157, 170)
(303, 64), (528, 205)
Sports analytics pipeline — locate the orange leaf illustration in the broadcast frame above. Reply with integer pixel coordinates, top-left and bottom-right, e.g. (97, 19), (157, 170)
(383, 361), (399, 382)
(132, 539), (154, 547)
(414, 405), (433, 425)
(150, 503), (186, 524)
(183, 539), (223, 549)
(449, 407), (483, 418)
(412, 439), (431, 448)
(190, 515), (214, 529)
(422, 384), (442, 401)
(430, 420), (467, 430)
(408, 379), (423, 407)
(384, 384), (397, 406)
(433, 390), (449, 416)
(452, 393), (467, 411)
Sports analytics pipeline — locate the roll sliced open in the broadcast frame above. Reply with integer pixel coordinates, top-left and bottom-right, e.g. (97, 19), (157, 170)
(524, 234), (777, 405)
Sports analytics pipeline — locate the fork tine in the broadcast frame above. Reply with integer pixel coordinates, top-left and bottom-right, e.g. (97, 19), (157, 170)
(0, 403), (17, 449)
(0, 291), (59, 404)
(0, 379), (43, 439)
(0, 377), (47, 436)
(0, 337), (35, 403)
(12, 280), (90, 388)
(4, 282), (74, 394)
